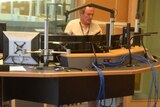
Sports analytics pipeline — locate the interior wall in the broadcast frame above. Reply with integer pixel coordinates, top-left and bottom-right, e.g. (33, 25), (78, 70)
(142, 0), (160, 100)
(127, 0), (137, 26)
(144, 0), (160, 56)
(75, 0), (130, 34)
(124, 0), (160, 106)
(94, 0), (129, 34)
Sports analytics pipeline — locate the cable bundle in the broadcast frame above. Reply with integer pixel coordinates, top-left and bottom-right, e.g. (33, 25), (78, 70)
(93, 54), (129, 107)
(99, 54), (129, 66)
(132, 54), (158, 107)
(94, 53), (158, 107)
(92, 62), (106, 107)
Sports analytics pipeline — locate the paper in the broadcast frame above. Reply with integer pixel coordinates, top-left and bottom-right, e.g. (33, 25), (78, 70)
(10, 66), (26, 71)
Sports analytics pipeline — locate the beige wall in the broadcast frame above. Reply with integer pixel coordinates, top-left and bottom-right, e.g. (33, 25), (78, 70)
(77, 0), (138, 34)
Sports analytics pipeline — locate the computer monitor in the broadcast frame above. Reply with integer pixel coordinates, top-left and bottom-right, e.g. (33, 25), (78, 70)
(40, 34), (106, 53)
(110, 34), (121, 49)
(0, 23), (6, 53)
(41, 33), (121, 53)
(3, 31), (40, 65)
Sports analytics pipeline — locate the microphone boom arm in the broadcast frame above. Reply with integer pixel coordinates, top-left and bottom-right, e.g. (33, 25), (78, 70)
(65, 3), (114, 18)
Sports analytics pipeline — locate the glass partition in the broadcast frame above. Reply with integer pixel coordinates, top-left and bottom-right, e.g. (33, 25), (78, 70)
(0, 0), (75, 33)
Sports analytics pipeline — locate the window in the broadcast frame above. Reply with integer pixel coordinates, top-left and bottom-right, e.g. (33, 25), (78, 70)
(0, 0), (74, 33)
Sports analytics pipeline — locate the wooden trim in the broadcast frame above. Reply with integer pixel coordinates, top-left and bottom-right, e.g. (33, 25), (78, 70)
(61, 47), (144, 58)
(0, 63), (159, 78)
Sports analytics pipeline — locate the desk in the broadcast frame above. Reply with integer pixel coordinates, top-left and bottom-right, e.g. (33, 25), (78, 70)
(0, 47), (159, 107)
(0, 63), (160, 107)
(0, 70), (134, 106)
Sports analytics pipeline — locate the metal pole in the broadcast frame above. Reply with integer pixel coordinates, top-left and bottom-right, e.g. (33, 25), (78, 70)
(109, 18), (114, 47)
(43, 19), (49, 66)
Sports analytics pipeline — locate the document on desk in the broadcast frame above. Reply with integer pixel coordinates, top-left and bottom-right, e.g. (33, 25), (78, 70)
(10, 66), (26, 71)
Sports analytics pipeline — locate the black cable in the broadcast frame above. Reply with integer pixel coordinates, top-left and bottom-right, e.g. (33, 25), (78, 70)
(11, 56), (24, 65)
(140, 36), (148, 58)
(90, 37), (105, 70)
(91, 42), (98, 66)
(55, 55), (61, 64)
(53, 66), (82, 72)
(90, 31), (103, 65)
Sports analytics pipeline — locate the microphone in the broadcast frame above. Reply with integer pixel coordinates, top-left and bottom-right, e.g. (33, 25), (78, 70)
(133, 32), (158, 37)
(143, 32), (158, 35)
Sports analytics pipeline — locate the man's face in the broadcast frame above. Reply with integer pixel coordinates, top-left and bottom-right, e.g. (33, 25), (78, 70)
(81, 7), (94, 25)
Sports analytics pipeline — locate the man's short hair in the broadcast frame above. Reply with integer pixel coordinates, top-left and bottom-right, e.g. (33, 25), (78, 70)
(79, 6), (94, 15)
(79, 1), (92, 14)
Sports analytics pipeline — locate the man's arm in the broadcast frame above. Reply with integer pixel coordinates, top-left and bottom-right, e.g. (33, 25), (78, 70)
(64, 21), (73, 35)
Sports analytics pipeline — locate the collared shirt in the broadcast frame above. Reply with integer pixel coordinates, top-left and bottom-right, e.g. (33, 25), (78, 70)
(64, 19), (102, 36)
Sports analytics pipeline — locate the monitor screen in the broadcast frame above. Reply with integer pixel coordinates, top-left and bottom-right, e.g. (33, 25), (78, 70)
(3, 31), (40, 65)
(41, 34), (106, 53)
(41, 33), (121, 53)
(0, 23), (6, 53)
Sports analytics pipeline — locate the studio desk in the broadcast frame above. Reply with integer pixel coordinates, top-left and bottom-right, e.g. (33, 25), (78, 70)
(0, 47), (160, 107)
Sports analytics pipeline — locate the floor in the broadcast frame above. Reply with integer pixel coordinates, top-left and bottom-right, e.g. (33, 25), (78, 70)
(6, 98), (123, 107)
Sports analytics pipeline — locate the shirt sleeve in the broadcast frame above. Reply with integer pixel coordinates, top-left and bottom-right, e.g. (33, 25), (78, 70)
(64, 21), (73, 35)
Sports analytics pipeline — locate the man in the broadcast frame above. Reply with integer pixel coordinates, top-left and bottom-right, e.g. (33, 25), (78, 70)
(64, 6), (102, 107)
(64, 6), (102, 35)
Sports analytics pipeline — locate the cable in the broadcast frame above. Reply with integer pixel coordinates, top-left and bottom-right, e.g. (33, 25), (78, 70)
(92, 63), (106, 107)
(53, 65), (82, 72)
(98, 53), (158, 107)
(91, 42), (98, 66)
(11, 56), (24, 64)
(92, 54), (129, 107)
(90, 34), (107, 71)
(140, 34), (148, 58)
(90, 31), (102, 67)
(99, 54), (129, 66)
(132, 54), (158, 107)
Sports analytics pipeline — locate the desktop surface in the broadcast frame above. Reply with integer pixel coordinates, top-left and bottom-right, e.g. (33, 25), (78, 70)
(0, 59), (159, 78)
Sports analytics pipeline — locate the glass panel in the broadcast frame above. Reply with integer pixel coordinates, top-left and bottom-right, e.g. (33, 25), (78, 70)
(0, 0), (75, 33)
(46, 0), (73, 33)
